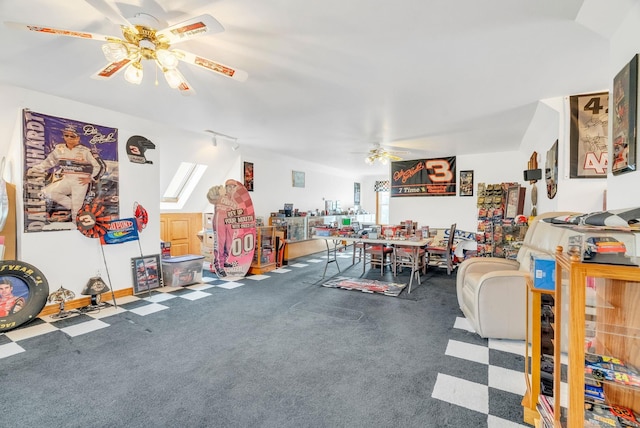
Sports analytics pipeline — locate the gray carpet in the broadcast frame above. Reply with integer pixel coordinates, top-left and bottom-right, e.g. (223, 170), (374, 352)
(0, 255), (525, 427)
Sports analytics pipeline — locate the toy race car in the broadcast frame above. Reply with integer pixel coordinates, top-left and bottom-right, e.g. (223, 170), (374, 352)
(584, 401), (640, 427)
(585, 354), (640, 387)
(584, 236), (627, 259)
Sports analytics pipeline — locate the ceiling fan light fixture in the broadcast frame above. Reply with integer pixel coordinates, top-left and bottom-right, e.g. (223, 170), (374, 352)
(163, 68), (184, 88)
(156, 49), (179, 69)
(124, 61), (143, 85)
(101, 42), (129, 62)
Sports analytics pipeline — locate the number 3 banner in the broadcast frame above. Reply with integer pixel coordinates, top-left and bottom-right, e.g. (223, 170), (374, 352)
(391, 157), (456, 197)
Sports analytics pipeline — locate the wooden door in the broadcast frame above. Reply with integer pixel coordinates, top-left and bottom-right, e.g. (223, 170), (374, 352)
(159, 213), (202, 257)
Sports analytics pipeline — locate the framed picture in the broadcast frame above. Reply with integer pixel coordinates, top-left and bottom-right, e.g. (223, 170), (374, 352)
(131, 254), (163, 294)
(292, 170), (305, 188)
(545, 140), (558, 199)
(243, 161), (254, 191)
(354, 182), (361, 205)
(569, 92), (609, 178)
(505, 185), (524, 219)
(612, 54), (638, 175)
(459, 170), (474, 196)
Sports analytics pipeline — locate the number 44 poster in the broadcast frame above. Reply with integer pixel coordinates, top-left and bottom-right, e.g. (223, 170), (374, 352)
(206, 179), (256, 279)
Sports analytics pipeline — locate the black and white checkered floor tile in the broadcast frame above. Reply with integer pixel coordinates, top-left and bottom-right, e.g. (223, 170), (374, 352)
(1, 254), (540, 427)
(431, 316), (529, 427)
(0, 260), (318, 359)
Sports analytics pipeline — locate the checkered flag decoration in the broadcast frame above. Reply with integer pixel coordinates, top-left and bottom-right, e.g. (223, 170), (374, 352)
(374, 180), (390, 192)
(545, 207), (640, 227)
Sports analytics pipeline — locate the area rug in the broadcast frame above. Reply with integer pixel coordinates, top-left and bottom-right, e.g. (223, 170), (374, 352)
(321, 276), (407, 297)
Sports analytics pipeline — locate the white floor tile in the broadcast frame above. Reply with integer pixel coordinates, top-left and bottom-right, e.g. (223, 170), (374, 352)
(4, 322), (59, 342)
(246, 275), (270, 281)
(215, 282), (244, 289)
(114, 295), (143, 305)
(61, 319), (110, 337)
(289, 263), (308, 268)
(143, 293), (177, 303)
(446, 339), (489, 364)
(179, 291), (210, 301)
(201, 277), (216, 283)
(488, 339), (526, 356)
(305, 259), (324, 263)
(488, 365), (526, 396)
(454, 316), (475, 332)
(432, 373), (488, 414)
(0, 342), (25, 359)
(189, 283), (216, 290)
(85, 305), (127, 320)
(272, 268), (291, 273)
(487, 414), (529, 427)
(129, 303), (169, 316)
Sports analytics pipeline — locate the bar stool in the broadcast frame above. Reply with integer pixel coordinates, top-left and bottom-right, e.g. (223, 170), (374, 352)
(363, 244), (393, 275)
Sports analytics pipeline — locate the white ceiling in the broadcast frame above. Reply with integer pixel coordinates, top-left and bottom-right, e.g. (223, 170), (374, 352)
(0, 0), (635, 174)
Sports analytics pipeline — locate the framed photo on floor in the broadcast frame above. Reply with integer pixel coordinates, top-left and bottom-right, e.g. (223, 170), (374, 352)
(131, 254), (163, 294)
(612, 54), (638, 175)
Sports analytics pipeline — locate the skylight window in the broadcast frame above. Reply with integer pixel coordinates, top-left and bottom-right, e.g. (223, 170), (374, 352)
(161, 162), (207, 209)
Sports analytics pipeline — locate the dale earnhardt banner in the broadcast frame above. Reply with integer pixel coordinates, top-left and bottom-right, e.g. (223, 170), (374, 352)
(391, 157), (456, 197)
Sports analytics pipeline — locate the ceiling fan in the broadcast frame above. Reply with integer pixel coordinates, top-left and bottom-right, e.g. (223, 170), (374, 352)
(4, 0), (248, 95)
(361, 144), (410, 165)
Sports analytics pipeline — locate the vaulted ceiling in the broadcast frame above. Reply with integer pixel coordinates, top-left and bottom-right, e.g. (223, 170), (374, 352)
(0, 0), (634, 174)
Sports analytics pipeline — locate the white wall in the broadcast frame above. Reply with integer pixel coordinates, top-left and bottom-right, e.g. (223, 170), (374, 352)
(0, 85), (161, 299)
(608, 1), (640, 209)
(210, 147), (371, 222)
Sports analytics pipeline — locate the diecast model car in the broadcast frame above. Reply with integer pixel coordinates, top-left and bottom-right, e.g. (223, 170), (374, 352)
(584, 236), (627, 259)
(584, 354), (640, 387)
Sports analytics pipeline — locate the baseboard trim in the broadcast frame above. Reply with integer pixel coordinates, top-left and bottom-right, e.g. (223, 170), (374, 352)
(37, 288), (134, 317)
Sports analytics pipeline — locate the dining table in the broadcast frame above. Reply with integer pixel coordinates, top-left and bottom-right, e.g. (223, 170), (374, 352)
(313, 235), (431, 293)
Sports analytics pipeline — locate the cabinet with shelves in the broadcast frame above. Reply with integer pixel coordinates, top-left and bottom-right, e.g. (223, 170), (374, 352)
(249, 226), (277, 274)
(549, 249), (640, 427)
(522, 276), (562, 425)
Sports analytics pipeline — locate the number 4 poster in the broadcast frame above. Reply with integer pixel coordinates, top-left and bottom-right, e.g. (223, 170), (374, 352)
(206, 179), (256, 278)
(569, 92), (609, 178)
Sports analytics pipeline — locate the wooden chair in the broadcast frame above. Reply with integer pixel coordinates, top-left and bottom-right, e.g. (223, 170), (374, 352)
(363, 244), (394, 275)
(426, 223), (456, 275)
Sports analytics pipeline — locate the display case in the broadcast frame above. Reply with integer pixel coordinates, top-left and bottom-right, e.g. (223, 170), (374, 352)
(522, 276), (561, 425)
(269, 216), (307, 242)
(250, 226), (276, 274)
(548, 247), (640, 427)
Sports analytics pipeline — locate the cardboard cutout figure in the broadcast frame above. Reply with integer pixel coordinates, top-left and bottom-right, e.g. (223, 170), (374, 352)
(207, 179), (256, 278)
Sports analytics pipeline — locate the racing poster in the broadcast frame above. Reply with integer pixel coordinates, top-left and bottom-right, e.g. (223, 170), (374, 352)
(391, 157), (456, 197)
(569, 92), (609, 178)
(23, 109), (119, 233)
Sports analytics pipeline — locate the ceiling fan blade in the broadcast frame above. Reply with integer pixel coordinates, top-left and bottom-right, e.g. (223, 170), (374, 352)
(91, 58), (132, 80)
(174, 71), (197, 96)
(156, 14), (224, 45)
(4, 21), (115, 41)
(85, 0), (136, 32)
(173, 49), (248, 82)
